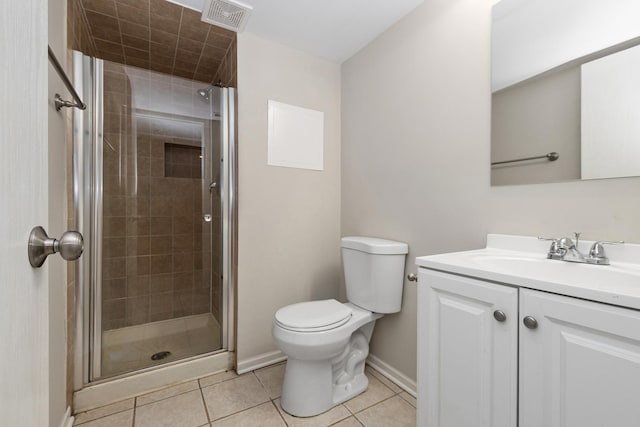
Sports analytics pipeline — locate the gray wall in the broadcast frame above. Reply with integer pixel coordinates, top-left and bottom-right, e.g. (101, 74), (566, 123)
(492, 66), (581, 185)
(236, 33), (342, 370)
(342, 0), (640, 384)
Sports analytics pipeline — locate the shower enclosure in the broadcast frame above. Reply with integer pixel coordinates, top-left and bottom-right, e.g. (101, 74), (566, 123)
(73, 51), (235, 383)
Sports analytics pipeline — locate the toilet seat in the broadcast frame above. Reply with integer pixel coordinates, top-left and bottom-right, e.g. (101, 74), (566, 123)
(275, 299), (353, 332)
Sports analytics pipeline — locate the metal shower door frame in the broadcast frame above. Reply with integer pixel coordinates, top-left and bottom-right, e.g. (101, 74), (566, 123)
(73, 52), (237, 388)
(219, 87), (236, 352)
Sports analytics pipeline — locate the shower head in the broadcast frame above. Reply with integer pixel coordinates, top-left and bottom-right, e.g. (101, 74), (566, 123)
(197, 87), (213, 100)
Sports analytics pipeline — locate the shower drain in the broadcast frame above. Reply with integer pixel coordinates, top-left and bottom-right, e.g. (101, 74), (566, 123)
(151, 351), (172, 361)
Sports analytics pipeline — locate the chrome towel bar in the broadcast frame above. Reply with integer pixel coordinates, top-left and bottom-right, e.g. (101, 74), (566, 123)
(491, 151), (559, 166)
(48, 46), (86, 111)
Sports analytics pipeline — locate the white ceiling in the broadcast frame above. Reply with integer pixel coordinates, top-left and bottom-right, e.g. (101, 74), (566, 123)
(168, 0), (424, 63)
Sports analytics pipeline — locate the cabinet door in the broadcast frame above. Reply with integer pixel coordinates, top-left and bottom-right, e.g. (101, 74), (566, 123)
(520, 289), (640, 427)
(418, 269), (518, 427)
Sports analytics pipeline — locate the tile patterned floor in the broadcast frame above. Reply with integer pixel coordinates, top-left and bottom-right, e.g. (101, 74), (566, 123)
(73, 363), (416, 427)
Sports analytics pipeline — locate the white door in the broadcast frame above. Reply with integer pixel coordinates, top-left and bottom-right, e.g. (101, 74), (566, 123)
(0, 0), (50, 425)
(520, 288), (640, 427)
(418, 269), (518, 427)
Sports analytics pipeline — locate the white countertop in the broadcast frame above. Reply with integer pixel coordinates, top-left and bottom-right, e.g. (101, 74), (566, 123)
(416, 234), (640, 310)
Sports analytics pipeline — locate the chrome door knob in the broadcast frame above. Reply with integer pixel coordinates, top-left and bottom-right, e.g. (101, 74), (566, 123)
(523, 316), (538, 329)
(58, 231), (84, 261)
(493, 310), (507, 322)
(28, 226), (84, 268)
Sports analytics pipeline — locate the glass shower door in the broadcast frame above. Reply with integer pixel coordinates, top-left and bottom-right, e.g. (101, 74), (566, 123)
(75, 52), (232, 381)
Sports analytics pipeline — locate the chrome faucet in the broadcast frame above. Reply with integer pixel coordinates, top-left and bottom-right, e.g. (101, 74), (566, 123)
(538, 233), (623, 265)
(561, 232), (585, 263)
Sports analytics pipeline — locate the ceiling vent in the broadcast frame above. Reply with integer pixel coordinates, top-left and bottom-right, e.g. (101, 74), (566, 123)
(201, 0), (252, 33)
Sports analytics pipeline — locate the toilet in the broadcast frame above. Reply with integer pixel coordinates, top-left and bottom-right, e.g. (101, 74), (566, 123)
(272, 236), (408, 417)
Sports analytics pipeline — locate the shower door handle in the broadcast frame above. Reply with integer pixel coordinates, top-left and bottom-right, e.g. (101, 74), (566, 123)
(209, 176), (220, 196)
(28, 226), (84, 268)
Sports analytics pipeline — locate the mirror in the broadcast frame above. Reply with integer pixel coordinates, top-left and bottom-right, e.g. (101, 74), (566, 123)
(490, 0), (640, 186)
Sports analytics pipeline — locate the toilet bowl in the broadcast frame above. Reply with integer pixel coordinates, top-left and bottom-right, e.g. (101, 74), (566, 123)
(272, 236), (408, 417)
(273, 301), (383, 417)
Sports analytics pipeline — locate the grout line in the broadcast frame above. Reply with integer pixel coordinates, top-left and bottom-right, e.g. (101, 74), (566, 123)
(270, 399), (290, 426)
(351, 393), (400, 416)
(327, 414), (363, 427)
(344, 403), (356, 416)
(198, 372), (270, 422)
(194, 27), (211, 79)
(253, 370), (271, 395)
(131, 397), (136, 427)
(72, 400), (135, 425)
(147, 0), (151, 71)
(352, 412), (366, 427)
(208, 399), (272, 424)
(198, 371), (240, 389)
(397, 392), (417, 408)
(198, 385), (213, 424)
(171, 9), (184, 76)
(342, 379), (398, 415)
(135, 383), (200, 408)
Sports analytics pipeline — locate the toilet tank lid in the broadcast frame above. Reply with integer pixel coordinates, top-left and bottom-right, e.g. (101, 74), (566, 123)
(341, 236), (408, 255)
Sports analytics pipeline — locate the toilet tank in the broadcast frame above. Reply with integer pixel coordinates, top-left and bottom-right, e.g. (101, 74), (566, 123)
(341, 236), (409, 314)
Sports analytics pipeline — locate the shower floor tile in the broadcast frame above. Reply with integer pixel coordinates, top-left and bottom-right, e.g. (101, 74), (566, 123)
(72, 363), (416, 427)
(101, 313), (221, 378)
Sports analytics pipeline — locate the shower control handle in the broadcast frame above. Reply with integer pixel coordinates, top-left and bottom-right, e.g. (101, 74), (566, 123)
(28, 226), (84, 268)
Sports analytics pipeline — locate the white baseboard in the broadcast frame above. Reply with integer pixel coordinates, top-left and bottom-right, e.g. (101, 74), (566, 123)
(237, 350), (286, 374)
(366, 354), (417, 397)
(74, 351), (234, 412)
(58, 407), (74, 427)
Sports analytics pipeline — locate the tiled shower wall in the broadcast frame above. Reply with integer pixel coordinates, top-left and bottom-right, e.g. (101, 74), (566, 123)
(213, 37), (237, 88)
(68, 0), (97, 57)
(101, 61), (219, 330)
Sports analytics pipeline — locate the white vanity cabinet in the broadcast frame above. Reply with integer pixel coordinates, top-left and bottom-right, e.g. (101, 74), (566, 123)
(519, 288), (640, 427)
(417, 269), (518, 427)
(418, 268), (640, 427)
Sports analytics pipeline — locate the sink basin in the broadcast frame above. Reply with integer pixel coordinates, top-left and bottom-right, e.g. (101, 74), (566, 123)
(471, 252), (640, 291)
(416, 234), (640, 310)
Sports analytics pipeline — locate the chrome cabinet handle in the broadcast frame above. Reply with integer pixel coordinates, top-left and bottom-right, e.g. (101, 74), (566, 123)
(493, 310), (507, 322)
(407, 273), (418, 282)
(28, 226), (84, 268)
(523, 316), (538, 329)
